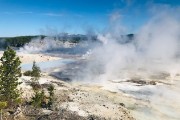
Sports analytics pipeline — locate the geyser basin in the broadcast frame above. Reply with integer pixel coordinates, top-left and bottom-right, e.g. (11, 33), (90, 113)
(21, 59), (75, 71)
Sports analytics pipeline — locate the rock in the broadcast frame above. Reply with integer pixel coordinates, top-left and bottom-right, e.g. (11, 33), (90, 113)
(149, 81), (156, 85)
(119, 103), (125, 107)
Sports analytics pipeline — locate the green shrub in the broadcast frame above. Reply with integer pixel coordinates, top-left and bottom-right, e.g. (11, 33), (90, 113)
(0, 102), (7, 109)
(31, 61), (41, 81)
(23, 70), (32, 76)
(47, 85), (54, 97)
(14, 98), (23, 105)
(47, 85), (55, 107)
(0, 101), (7, 120)
(31, 90), (45, 108)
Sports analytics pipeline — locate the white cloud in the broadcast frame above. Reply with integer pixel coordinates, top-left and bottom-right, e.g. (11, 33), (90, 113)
(42, 13), (64, 17)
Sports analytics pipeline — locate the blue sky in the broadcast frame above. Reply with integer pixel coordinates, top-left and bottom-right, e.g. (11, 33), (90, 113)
(0, 0), (179, 37)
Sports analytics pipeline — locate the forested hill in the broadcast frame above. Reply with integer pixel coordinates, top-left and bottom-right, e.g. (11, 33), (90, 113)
(0, 35), (45, 48)
(0, 34), (135, 48)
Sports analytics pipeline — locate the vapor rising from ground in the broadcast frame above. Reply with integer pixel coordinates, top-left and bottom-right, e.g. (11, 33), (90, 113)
(64, 6), (180, 120)
(17, 5), (180, 120)
(79, 6), (180, 82)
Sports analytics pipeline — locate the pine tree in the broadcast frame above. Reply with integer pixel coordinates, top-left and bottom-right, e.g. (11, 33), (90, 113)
(31, 61), (41, 81)
(47, 85), (54, 108)
(0, 47), (22, 106)
(31, 90), (45, 108)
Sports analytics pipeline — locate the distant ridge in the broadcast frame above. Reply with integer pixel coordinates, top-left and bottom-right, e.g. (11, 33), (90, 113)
(0, 33), (135, 48)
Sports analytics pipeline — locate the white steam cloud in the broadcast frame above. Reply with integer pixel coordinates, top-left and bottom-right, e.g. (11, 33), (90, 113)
(80, 7), (180, 82)
(19, 37), (62, 53)
(76, 6), (180, 120)
(19, 37), (77, 53)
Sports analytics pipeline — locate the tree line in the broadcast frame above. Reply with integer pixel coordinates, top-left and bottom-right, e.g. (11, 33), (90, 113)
(0, 35), (45, 48)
